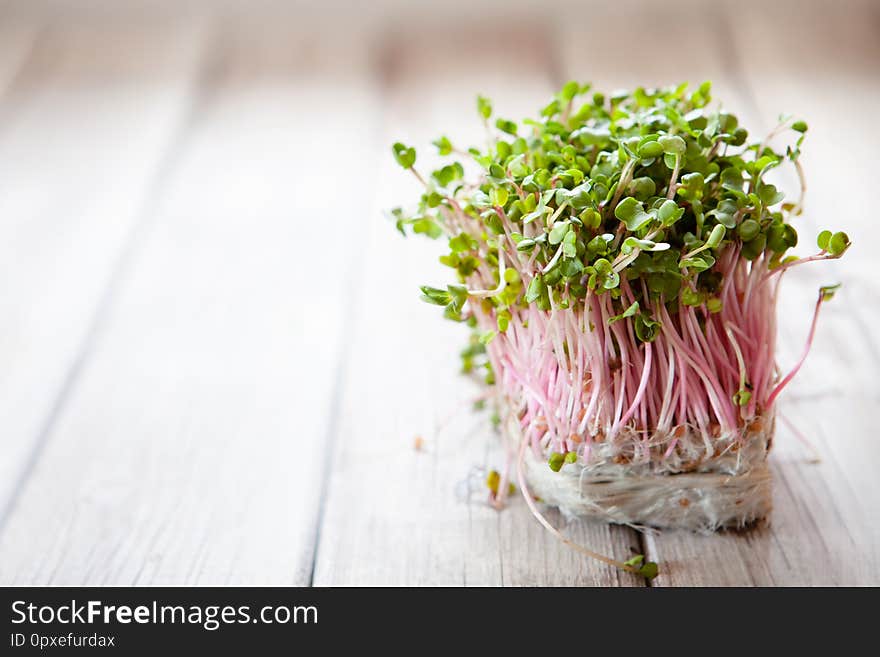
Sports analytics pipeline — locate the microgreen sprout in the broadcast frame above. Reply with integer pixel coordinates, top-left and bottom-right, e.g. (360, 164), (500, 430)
(623, 554), (659, 580)
(391, 80), (850, 579)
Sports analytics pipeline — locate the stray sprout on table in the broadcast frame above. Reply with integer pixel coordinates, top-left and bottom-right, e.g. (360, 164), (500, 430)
(390, 81), (850, 580)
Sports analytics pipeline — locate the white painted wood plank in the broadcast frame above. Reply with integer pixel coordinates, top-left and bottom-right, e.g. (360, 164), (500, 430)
(312, 26), (643, 587)
(0, 19), (207, 518)
(0, 24), (381, 585)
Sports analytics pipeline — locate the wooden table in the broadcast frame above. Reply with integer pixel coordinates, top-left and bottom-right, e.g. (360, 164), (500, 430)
(0, 1), (877, 586)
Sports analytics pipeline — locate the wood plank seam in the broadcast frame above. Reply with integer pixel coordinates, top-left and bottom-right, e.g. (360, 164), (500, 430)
(308, 23), (645, 586)
(545, 17), (654, 588)
(523, 23), (650, 587)
(304, 35), (397, 585)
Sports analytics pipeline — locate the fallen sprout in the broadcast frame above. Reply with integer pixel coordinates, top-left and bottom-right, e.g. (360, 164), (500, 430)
(623, 554), (659, 580)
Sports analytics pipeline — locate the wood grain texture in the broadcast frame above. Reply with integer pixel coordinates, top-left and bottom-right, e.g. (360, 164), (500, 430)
(0, 23), (381, 585)
(0, 18), (208, 522)
(311, 25), (644, 587)
(0, 3), (875, 586)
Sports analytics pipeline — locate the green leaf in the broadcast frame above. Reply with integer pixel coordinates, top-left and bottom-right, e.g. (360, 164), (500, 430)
(677, 172), (704, 200)
(587, 234), (613, 256)
(573, 125), (611, 146)
(741, 232), (766, 260)
(489, 187), (509, 207)
(432, 162), (464, 187)
(580, 208), (602, 230)
(564, 451), (578, 464)
(705, 224), (726, 248)
(622, 237), (669, 254)
(827, 231), (850, 256)
(448, 284), (468, 309)
(614, 197), (654, 231)
(508, 154), (530, 178)
(548, 452), (565, 472)
(820, 283), (841, 301)
(638, 140), (664, 159)
(817, 229), (832, 251)
(411, 217), (443, 239)
(432, 135), (453, 155)
(540, 98), (560, 118)
(608, 301), (639, 323)
(767, 223), (797, 253)
(522, 206), (548, 225)
(425, 191), (443, 208)
(657, 199), (684, 226)
(549, 221), (570, 245)
(392, 142), (416, 169)
(791, 120), (808, 133)
(738, 219), (761, 242)
(477, 94), (492, 120)
(497, 309), (512, 332)
(525, 275), (546, 303)
(592, 258), (620, 290)
(562, 229), (577, 258)
(566, 182), (593, 209)
(681, 287), (705, 306)
(623, 555), (644, 568)
(638, 561), (659, 580)
(479, 329), (497, 345)
(720, 166), (744, 192)
(710, 199), (738, 229)
(419, 286), (451, 306)
(634, 314), (661, 342)
(449, 232), (477, 253)
(758, 183), (784, 206)
(658, 134), (686, 155)
(495, 118), (517, 135)
(628, 176), (656, 200)
(485, 469), (500, 494)
(559, 80), (580, 102)
(680, 253), (716, 272)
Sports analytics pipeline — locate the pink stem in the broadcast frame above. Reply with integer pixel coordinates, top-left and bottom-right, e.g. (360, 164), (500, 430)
(766, 291), (824, 409)
(613, 342), (652, 432)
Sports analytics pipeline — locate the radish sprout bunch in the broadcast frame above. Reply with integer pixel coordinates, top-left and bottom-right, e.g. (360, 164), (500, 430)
(390, 81), (849, 575)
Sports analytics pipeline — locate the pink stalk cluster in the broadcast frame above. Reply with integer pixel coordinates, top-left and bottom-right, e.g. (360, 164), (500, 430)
(473, 244), (826, 468)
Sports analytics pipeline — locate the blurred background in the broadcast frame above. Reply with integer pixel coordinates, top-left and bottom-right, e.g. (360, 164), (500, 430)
(0, 0), (876, 586)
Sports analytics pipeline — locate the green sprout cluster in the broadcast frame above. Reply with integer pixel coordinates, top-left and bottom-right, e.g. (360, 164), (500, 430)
(392, 81), (848, 344)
